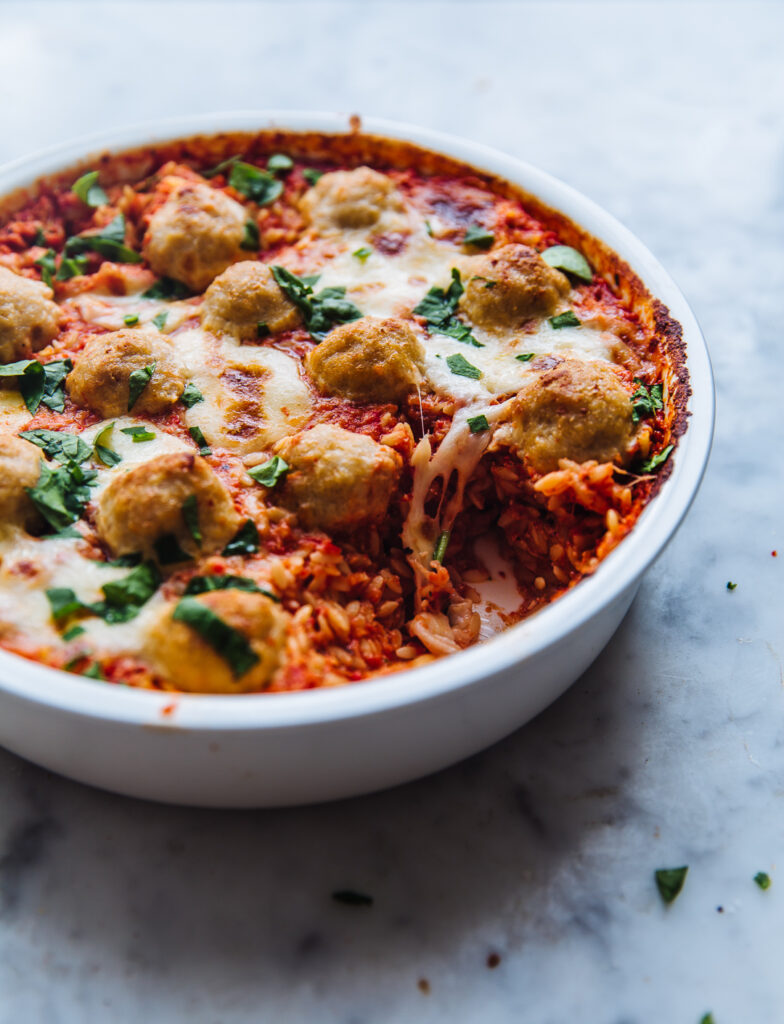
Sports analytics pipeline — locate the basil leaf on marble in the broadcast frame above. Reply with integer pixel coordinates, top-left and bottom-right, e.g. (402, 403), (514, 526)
(654, 866), (688, 905)
(754, 871), (771, 890)
(172, 596), (260, 677)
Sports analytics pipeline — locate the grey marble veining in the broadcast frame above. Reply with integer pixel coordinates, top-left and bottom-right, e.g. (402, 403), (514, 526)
(0, 2), (782, 1021)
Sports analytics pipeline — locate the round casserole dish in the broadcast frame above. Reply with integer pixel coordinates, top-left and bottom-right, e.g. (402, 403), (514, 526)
(0, 112), (714, 807)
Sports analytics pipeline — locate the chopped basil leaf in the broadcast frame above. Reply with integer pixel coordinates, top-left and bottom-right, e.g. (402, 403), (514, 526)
(257, 322), (270, 339)
(754, 871), (771, 890)
(541, 244), (592, 283)
(172, 596), (260, 678)
(301, 274), (321, 288)
(463, 225), (494, 249)
(83, 663), (105, 680)
(271, 266), (362, 341)
(142, 277), (190, 300)
(228, 162), (283, 206)
(424, 219), (433, 237)
(46, 587), (83, 622)
(414, 269), (482, 348)
(33, 226), (46, 246)
(726, 581), (738, 591)
(25, 459), (97, 531)
(515, 353), (535, 362)
(248, 455), (289, 488)
(699, 1015), (715, 1024)
(470, 275), (496, 289)
(19, 428), (92, 465)
(62, 624), (86, 641)
(182, 494), (202, 545)
(39, 359), (72, 413)
(640, 444), (674, 474)
(549, 310), (581, 329)
(433, 530), (450, 564)
(202, 155), (240, 179)
(446, 352), (482, 379)
(654, 866), (688, 905)
(127, 363), (156, 410)
(151, 311), (168, 331)
(353, 246), (372, 262)
(332, 890), (373, 907)
(222, 519), (259, 556)
(0, 359), (44, 413)
(188, 425), (211, 456)
(154, 534), (191, 565)
(184, 574), (278, 601)
(93, 421), (121, 467)
(467, 414), (489, 434)
(631, 379), (664, 423)
(56, 253), (90, 282)
(241, 219), (260, 251)
(267, 153), (293, 174)
(35, 249), (57, 287)
(94, 561), (161, 623)
(302, 168), (323, 186)
(72, 170), (108, 208)
(123, 313), (139, 327)
(181, 382), (204, 407)
(64, 213), (142, 264)
(120, 425), (155, 443)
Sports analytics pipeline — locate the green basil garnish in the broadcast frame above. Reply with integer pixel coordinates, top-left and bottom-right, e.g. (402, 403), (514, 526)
(188, 425), (211, 456)
(25, 459), (97, 532)
(64, 213), (141, 264)
(241, 220), (260, 251)
(93, 561), (161, 623)
(46, 587), (84, 622)
(222, 519), (259, 556)
(515, 353), (535, 362)
(267, 153), (293, 174)
(446, 352), (482, 379)
(72, 170), (108, 208)
(120, 425), (155, 443)
(93, 422), (122, 467)
(153, 534), (191, 565)
(172, 596), (259, 677)
(352, 247), (372, 262)
(463, 225), (494, 249)
(302, 168), (323, 186)
(151, 311), (168, 331)
(142, 277), (190, 300)
(182, 494), (202, 545)
(549, 310), (581, 329)
(35, 249), (57, 287)
(229, 162), (283, 206)
(433, 530), (450, 563)
(0, 357), (71, 414)
(180, 382), (204, 408)
(127, 363), (155, 410)
(541, 245), (592, 283)
(754, 871), (771, 890)
(640, 444), (673, 474)
(123, 313), (140, 327)
(62, 624), (86, 641)
(18, 428), (92, 465)
(271, 266), (362, 341)
(184, 574), (278, 601)
(414, 268), (481, 348)
(631, 379), (664, 423)
(248, 455), (289, 488)
(467, 414), (489, 434)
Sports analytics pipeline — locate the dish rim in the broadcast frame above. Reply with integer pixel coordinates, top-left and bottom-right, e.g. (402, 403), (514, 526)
(0, 110), (715, 729)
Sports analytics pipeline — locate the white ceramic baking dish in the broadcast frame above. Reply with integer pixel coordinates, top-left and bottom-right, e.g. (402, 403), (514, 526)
(0, 112), (714, 807)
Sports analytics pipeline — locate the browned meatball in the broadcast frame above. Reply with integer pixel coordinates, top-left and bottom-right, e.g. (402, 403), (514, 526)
(201, 261), (300, 340)
(96, 452), (240, 558)
(143, 180), (247, 292)
(0, 433), (44, 531)
(306, 316), (425, 403)
(272, 424), (402, 532)
(0, 266), (61, 363)
(66, 327), (187, 418)
(498, 357), (636, 473)
(147, 589), (288, 693)
(460, 244), (570, 329)
(301, 167), (405, 231)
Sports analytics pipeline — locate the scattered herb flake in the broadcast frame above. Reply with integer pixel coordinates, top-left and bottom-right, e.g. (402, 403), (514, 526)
(754, 871), (771, 890)
(446, 352), (482, 379)
(267, 153), (293, 174)
(467, 414), (490, 434)
(228, 161), (283, 206)
(123, 313), (140, 327)
(72, 170), (108, 208)
(424, 219), (433, 237)
(641, 445), (674, 474)
(62, 624), (86, 641)
(188, 425), (211, 456)
(241, 219), (260, 251)
(515, 353), (535, 362)
(120, 425), (155, 443)
(46, 587), (83, 623)
(699, 1015), (715, 1024)
(248, 455), (289, 488)
(257, 322), (270, 339)
(222, 519), (259, 556)
(463, 224), (494, 249)
(202, 155), (240, 179)
(151, 311), (168, 331)
(433, 530), (450, 564)
(332, 889), (373, 907)
(180, 382), (204, 408)
(549, 310), (581, 329)
(631, 379), (664, 423)
(353, 246), (372, 262)
(94, 561), (161, 623)
(726, 581), (738, 591)
(19, 428), (92, 465)
(93, 422), (121, 467)
(83, 663), (105, 680)
(655, 866), (688, 905)
(127, 363), (156, 410)
(541, 244), (593, 283)
(34, 249), (57, 287)
(172, 596), (260, 678)
(55, 254), (90, 281)
(142, 277), (190, 300)
(302, 168), (323, 186)
(182, 494), (202, 545)
(414, 268), (482, 348)
(271, 265), (362, 341)
(64, 213), (141, 264)
(184, 574), (278, 601)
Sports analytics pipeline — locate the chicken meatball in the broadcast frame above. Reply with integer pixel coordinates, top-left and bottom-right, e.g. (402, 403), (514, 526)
(0, 433), (45, 532)
(306, 316), (425, 403)
(460, 244), (570, 329)
(96, 452), (240, 558)
(147, 589), (288, 693)
(497, 357), (636, 473)
(201, 261), (300, 340)
(66, 327), (187, 418)
(272, 424), (402, 532)
(143, 180), (247, 292)
(0, 266), (61, 364)
(301, 167), (405, 231)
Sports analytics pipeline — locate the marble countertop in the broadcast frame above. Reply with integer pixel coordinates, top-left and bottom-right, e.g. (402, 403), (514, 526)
(0, 2), (781, 1021)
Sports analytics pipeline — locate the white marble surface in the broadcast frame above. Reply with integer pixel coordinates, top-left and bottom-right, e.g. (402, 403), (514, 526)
(0, 2), (781, 1021)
